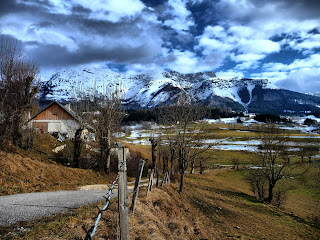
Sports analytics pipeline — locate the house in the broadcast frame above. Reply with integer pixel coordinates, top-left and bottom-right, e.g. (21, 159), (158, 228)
(28, 101), (90, 139)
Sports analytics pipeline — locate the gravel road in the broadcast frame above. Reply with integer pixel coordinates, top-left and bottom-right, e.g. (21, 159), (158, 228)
(0, 189), (118, 226)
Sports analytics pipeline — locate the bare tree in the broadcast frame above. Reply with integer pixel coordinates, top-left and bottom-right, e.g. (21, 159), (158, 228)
(0, 35), (39, 149)
(163, 94), (212, 193)
(89, 86), (124, 173)
(254, 124), (290, 203)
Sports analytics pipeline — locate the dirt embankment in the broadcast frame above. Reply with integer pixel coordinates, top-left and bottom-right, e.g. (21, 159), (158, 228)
(0, 151), (110, 195)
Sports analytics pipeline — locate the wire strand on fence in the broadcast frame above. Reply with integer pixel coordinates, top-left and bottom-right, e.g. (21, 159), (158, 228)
(116, 213), (120, 240)
(84, 160), (125, 240)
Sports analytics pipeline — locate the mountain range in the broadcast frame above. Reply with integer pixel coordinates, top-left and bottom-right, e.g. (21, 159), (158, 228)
(40, 67), (320, 115)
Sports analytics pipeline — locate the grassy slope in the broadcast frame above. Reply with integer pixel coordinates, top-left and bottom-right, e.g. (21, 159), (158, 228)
(186, 170), (320, 240)
(1, 169), (319, 239)
(0, 133), (112, 195)
(0, 151), (111, 195)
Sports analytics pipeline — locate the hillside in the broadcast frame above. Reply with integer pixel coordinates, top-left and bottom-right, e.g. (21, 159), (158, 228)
(0, 137), (110, 196)
(1, 170), (319, 239)
(40, 67), (320, 115)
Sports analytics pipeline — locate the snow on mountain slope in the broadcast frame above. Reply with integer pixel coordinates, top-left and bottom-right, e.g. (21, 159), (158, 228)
(41, 67), (272, 110)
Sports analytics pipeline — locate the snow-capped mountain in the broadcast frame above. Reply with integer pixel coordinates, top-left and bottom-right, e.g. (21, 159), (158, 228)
(40, 67), (320, 115)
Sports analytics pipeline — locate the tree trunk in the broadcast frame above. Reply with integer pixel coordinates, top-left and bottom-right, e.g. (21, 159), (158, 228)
(151, 139), (157, 170)
(170, 148), (175, 175)
(190, 160), (195, 174)
(73, 127), (83, 168)
(199, 161), (203, 174)
(179, 169), (185, 193)
(156, 169), (160, 188)
(12, 128), (22, 148)
(105, 128), (111, 173)
(267, 183), (275, 203)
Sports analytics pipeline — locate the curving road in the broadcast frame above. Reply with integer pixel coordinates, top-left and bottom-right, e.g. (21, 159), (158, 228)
(0, 189), (119, 226)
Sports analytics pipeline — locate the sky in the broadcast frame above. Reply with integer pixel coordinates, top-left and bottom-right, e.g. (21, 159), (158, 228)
(0, 0), (320, 93)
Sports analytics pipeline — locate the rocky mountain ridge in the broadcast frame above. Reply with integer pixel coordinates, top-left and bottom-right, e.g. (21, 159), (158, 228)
(40, 67), (320, 115)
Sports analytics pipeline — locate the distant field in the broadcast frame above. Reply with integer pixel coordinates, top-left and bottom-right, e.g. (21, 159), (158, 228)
(122, 121), (320, 167)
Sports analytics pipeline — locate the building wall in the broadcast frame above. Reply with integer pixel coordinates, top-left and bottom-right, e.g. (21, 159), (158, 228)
(31, 119), (80, 138)
(34, 103), (74, 120)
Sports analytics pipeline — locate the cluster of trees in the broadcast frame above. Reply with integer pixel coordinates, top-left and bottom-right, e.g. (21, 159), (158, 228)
(122, 106), (243, 123)
(303, 118), (317, 126)
(143, 95), (215, 193)
(254, 114), (290, 123)
(0, 35), (39, 149)
(65, 85), (126, 174)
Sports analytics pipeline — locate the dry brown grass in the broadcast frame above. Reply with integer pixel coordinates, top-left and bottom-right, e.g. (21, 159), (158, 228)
(184, 170), (320, 240)
(1, 170), (319, 239)
(122, 142), (151, 161)
(130, 187), (217, 240)
(0, 151), (110, 195)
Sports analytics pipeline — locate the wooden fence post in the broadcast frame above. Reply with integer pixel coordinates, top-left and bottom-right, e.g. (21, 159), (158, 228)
(130, 159), (145, 214)
(146, 169), (154, 195)
(200, 161), (203, 174)
(117, 143), (129, 240)
(161, 172), (167, 187)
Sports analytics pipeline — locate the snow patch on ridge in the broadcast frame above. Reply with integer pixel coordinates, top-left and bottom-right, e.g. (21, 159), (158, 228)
(42, 67), (270, 109)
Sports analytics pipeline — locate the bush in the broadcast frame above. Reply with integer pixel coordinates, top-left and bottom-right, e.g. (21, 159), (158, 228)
(245, 169), (267, 201)
(303, 118), (317, 126)
(231, 158), (239, 170)
(272, 189), (287, 208)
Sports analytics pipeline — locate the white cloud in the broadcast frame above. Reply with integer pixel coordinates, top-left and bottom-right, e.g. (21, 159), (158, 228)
(0, 13), (78, 52)
(165, 50), (207, 73)
(164, 0), (194, 32)
(277, 68), (320, 93)
(289, 34), (320, 52)
(234, 61), (259, 70)
(215, 70), (245, 78)
(228, 25), (255, 38)
(286, 54), (320, 70)
(231, 53), (265, 62)
(77, 0), (146, 22)
(195, 23), (279, 71)
(197, 37), (233, 53)
(238, 39), (280, 54)
(260, 54), (320, 92)
(251, 71), (288, 83)
(263, 62), (287, 72)
(18, 0), (146, 22)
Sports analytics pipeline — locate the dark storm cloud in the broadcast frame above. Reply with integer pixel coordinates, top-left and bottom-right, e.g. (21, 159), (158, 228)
(250, 0), (320, 19)
(29, 40), (160, 68)
(0, 0), (17, 16)
(141, 0), (167, 8)
(71, 5), (92, 15)
(0, 0), (53, 17)
(0, 0), (164, 70)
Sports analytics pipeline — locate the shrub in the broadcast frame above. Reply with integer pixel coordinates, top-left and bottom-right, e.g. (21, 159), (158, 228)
(245, 169), (267, 201)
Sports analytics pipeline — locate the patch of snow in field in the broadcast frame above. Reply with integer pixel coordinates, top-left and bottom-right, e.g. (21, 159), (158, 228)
(113, 132), (126, 138)
(294, 115), (320, 124)
(280, 125), (318, 133)
(290, 135), (320, 138)
(212, 145), (257, 151)
(202, 117), (238, 124)
(131, 139), (150, 145)
(123, 124), (143, 130)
